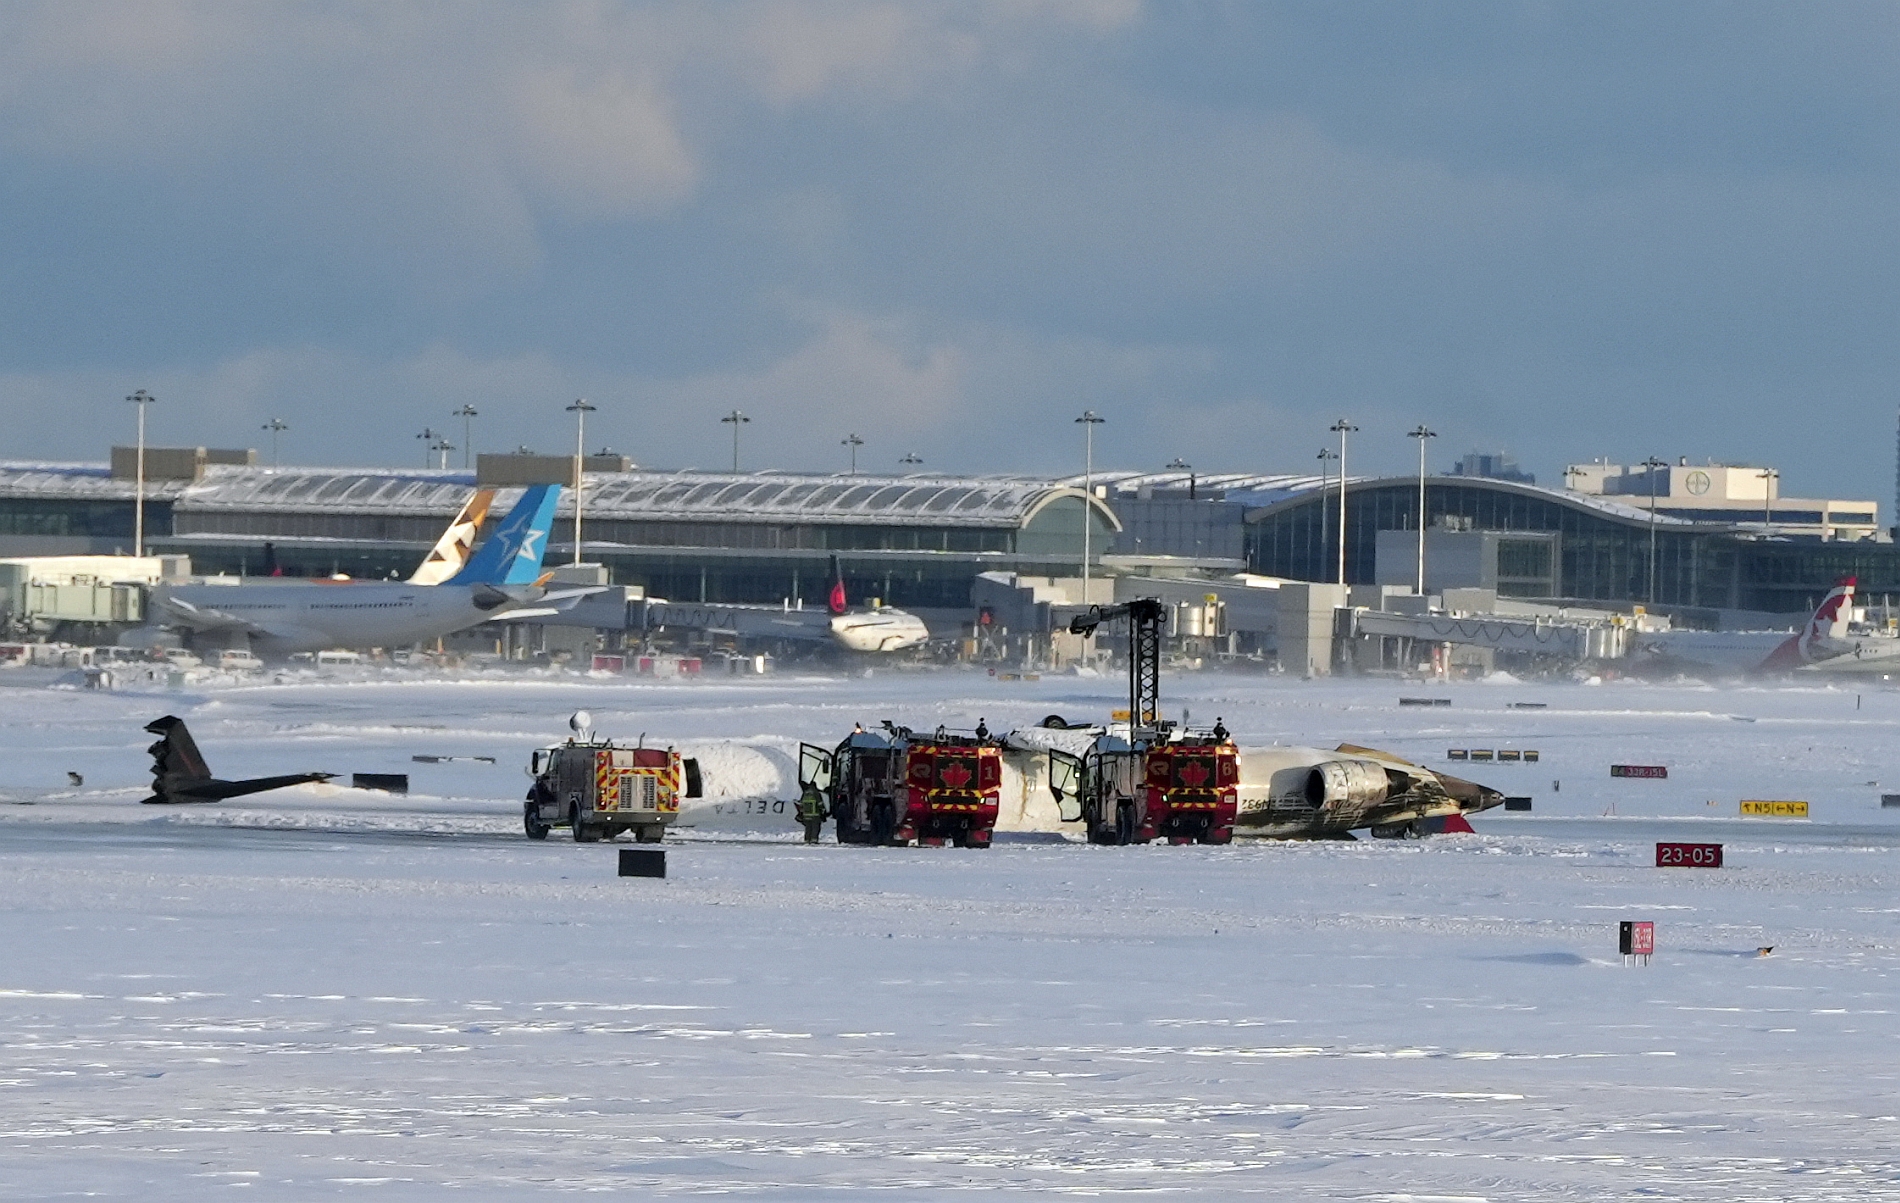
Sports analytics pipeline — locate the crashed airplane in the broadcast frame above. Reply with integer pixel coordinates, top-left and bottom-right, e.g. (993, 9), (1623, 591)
(140, 715), (334, 805)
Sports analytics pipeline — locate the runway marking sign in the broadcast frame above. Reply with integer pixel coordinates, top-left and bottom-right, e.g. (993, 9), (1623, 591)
(1656, 841), (1722, 868)
(1612, 764), (1668, 779)
(1619, 920), (1655, 958)
(1740, 800), (1808, 818)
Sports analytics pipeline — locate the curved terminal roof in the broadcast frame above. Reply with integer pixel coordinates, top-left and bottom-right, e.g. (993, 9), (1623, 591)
(0, 463), (1119, 530)
(581, 471), (1117, 530)
(1071, 468), (1702, 528)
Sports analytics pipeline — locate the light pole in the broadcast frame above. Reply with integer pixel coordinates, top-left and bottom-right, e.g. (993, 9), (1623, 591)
(262, 417), (288, 468)
(1166, 456), (1196, 500)
(721, 410), (750, 472)
(453, 404), (479, 470)
(1075, 410), (1105, 604)
(1757, 467), (1778, 529)
(567, 398), (597, 566)
(1317, 448), (1337, 569)
(416, 427), (440, 468)
(899, 452), (923, 467)
(125, 389), (155, 557)
(1329, 418), (1358, 586)
(1640, 455), (1669, 605)
(1407, 425), (1436, 595)
(842, 433), (863, 475)
(431, 436), (455, 470)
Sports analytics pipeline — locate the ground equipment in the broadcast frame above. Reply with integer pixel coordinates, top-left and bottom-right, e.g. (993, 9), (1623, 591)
(1043, 597), (1236, 844)
(524, 712), (701, 842)
(1047, 725), (1239, 845)
(798, 721), (1004, 847)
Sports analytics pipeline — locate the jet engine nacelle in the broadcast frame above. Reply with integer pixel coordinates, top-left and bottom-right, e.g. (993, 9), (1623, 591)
(1304, 758), (1390, 810)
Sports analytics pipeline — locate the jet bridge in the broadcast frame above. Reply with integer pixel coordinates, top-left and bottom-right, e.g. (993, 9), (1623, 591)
(1349, 608), (1627, 661)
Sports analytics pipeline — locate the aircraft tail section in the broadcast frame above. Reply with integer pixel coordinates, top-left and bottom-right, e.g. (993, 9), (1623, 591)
(145, 715), (212, 785)
(445, 484), (561, 586)
(141, 714), (333, 804)
(1759, 577), (1856, 671)
(409, 489), (496, 584)
(828, 553), (847, 615)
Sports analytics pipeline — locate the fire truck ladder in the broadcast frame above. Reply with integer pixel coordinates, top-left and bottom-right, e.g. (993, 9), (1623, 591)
(1069, 597), (1165, 726)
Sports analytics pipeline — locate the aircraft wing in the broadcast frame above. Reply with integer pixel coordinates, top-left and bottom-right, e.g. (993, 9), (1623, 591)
(154, 595), (272, 635)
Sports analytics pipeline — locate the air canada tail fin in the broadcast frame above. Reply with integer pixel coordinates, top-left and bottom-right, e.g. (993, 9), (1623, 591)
(445, 484), (561, 586)
(145, 715), (213, 785)
(828, 553), (848, 615)
(1759, 577), (1856, 671)
(409, 488), (496, 584)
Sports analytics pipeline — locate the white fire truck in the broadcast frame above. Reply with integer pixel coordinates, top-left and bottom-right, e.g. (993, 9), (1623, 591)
(524, 713), (701, 842)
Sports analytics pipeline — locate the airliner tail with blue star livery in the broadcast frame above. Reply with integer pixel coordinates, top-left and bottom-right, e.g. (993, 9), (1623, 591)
(147, 485), (587, 657)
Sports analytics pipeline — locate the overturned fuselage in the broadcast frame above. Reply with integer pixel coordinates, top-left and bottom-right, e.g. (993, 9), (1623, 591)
(1233, 743), (1503, 838)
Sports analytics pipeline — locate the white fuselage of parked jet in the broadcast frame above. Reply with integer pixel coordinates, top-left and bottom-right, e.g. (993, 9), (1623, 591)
(828, 607), (931, 653)
(154, 580), (549, 656)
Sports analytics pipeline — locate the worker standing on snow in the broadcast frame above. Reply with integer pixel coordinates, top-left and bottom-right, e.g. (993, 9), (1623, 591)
(796, 781), (829, 843)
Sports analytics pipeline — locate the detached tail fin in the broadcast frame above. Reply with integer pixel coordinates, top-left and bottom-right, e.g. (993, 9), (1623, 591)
(145, 715), (213, 784)
(445, 484), (561, 586)
(409, 488), (496, 584)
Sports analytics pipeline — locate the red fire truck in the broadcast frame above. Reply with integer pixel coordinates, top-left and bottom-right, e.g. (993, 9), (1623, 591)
(1049, 729), (1238, 845)
(798, 723), (1003, 847)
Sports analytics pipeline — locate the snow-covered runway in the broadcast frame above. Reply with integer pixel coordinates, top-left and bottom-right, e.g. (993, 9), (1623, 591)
(3, 669), (1898, 1198)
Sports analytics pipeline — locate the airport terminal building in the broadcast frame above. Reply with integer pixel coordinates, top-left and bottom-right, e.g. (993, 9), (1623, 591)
(1, 451), (1893, 623)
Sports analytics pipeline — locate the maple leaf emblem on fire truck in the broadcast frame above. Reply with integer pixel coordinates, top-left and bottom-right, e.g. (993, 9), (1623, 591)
(1175, 759), (1211, 788)
(938, 760), (974, 789)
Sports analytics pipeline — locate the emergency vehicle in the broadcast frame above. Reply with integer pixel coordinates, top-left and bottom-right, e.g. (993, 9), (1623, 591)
(1048, 728), (1239, 845)
(524, 715), (700, 841)
(798, 722), (1003, 847)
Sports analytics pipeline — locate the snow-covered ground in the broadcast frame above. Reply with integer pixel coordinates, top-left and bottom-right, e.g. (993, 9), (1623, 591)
(3, 667), (1899, 1198)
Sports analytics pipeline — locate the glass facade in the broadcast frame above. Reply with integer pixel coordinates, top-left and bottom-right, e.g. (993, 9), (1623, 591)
(1248, 480), (1900, 612)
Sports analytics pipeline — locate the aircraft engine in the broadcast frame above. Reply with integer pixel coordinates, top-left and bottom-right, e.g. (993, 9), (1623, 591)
(1303, 758), (1390, 810)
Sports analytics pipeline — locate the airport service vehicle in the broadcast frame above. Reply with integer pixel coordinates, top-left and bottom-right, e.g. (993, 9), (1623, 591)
(1048, 726), (1239, 845)
(1043, 597), (1501, 840)
(798, 722), (1004, 847)
(524, 714), (702, 842)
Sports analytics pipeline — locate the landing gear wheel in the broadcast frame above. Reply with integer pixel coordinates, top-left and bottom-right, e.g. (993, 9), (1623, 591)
(523, 803), (550, 840)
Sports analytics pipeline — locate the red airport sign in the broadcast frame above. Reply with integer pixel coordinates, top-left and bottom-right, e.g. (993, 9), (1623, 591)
(1656, 841), (1723, 868)
(1612, 764), (1668, 779)
(1619, 920), (1655, 957)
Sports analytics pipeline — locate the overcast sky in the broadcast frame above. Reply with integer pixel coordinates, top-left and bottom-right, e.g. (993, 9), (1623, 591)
(3, 2), (1897, 503)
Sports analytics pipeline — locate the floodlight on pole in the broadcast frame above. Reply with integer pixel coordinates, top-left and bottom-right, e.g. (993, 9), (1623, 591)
(452, 404), (479, 470)
(416, 427), (440, 468)
(1075, 410), (1105, 609)
(262, 417), (288, 469)
(1757, 467), (1778, 529)
(1317, 448), (1338, 576)
(842, 433), (863, 475)
(1329, 418), (1359, 586)
(1640, 456), (1670, 604)
(899, 452), (923, 467)
(431, 437), (455, 471)
(125, 390), (155, 557)
(566, 397), (597, 566)
(1407, 426), (1437, 595)
(721, 410), (750, 472)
